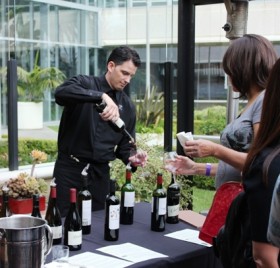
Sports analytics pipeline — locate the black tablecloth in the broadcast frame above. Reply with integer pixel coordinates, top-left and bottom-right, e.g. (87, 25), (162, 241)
(47, 202), (222, 268)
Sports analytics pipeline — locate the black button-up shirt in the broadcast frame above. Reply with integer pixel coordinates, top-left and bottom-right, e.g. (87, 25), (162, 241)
(55, 74), (136, 165)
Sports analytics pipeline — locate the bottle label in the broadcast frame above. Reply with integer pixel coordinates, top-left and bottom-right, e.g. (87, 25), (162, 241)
(158, 197), (167, 215)
(68, 230), (82, 246)
(82, 200), (92, 226)
(114, 118), (125, 128)
(151, 197), (167, 215)
(124, 191), (135, 207)
(109, 204), (120, 229)
(167, 204), (180, 217)
(51, 225), (62, 239)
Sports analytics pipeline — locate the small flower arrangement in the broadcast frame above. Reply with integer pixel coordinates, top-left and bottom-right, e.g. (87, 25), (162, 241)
(2, 150), (49, 199)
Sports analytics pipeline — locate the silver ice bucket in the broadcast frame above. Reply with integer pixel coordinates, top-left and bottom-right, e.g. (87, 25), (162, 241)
(0, 215), (53, 268)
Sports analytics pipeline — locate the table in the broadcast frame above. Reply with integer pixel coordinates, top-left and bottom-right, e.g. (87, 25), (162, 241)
(47, 202), (222, 268)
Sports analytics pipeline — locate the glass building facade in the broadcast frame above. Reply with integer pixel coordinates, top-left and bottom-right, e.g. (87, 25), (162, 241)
(1, 0), (280, 128)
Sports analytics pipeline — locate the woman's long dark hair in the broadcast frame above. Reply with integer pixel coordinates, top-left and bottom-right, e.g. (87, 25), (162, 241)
(242, 58), (280, 183)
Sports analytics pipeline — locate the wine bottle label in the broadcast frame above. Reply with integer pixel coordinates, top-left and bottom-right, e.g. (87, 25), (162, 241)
(82, 200), (92, 226)
(151, 197), (167, 215)
(167, 204), (180, 217)
(109, 204), (120, 229)
(124, 191), (135, 207)
(114, 118), (125, 128)
(68, 230), (82, 246)
(158, 197), (167, 215)
(51, 225), (62, 239)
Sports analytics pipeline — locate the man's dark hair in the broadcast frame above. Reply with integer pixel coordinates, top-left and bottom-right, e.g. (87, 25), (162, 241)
(107, 46), (141, 68)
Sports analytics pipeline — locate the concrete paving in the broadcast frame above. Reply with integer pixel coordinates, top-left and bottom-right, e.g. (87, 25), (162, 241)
(1, 125), (58, 141)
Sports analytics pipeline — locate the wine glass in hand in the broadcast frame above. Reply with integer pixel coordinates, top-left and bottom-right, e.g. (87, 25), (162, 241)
(129, 148), (148, 178)
(163, 151), (178, 181)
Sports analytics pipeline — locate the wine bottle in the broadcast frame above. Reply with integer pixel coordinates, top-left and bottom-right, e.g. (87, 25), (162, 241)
(31, 194), (42, 218)
(104, 179), (120, 241)
(151, 173), (167, 232)
(45, 185), (62, 244)
(64, 188), (82, 251)
(166, 174), (181, 224)
(78, 164), (92, 235)
(120, 167), (135, 225)
(0, 188), (11, 218)
(95, 101), (135, 144)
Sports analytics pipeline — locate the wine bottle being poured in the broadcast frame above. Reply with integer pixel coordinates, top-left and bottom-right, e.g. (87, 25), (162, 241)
(95, 101), (135, 145)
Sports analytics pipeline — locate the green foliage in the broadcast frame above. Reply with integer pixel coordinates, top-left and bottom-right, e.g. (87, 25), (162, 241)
(0, 139), (57, 168)
(110, 135), (193, 209)
(194, 106), (226, 135)
(135, 86), (164, 131)
(0, 51), (65, 102)
(193, 156), (218, 190)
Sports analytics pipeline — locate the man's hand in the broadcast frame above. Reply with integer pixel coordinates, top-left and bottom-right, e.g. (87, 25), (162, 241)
(100, 93), (119, 122)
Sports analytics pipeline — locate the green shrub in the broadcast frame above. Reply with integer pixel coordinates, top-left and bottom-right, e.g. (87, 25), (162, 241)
(110, 135), (193, 209)
(193, 156), (218, 190)
(194, 106), (226, 135)
(0, 139), (57, 168)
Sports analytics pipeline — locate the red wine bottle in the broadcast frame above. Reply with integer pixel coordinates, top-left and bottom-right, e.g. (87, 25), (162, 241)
(64, 188), (82, 251)
(31, 194), (42, 218)
(95, 101), (135, 144)
(151, 173), (167, 232)
(0, 188), (11, 218)
(45, 185), (62, 244)
(120, 167), (135, 225)
(104, 179), (120, 241)
(166, 174), (181, 224)
(78, 164), (92, 235)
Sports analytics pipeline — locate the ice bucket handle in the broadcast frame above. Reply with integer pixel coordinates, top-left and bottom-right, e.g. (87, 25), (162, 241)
(44, 224), (53, 257)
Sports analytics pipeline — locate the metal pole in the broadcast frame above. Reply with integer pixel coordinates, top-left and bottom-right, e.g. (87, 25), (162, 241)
(7, 59), (18, 170)
(163, 62), (174, 152)
(177, 0), (195, 210)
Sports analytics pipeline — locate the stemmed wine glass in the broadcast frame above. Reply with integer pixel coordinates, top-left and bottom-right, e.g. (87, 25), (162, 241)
(129, 147), (148, 178)
(163, 151), (178, 182)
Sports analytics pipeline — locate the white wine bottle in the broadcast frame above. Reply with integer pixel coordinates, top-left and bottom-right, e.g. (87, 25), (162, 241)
(120, 167), (135, 225)
(166, 174), (180, 224)
(45, 185), (62, 244)
(64, 188), (82, 251)
(104, 179), (120, 241)
(151, 173), (167, 232)
(95, 101), (135, 144)
(78, 164), (92, 235)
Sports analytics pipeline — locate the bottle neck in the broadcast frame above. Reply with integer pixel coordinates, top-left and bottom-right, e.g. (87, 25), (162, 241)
(157, 174), (163, 189)
(70, 188), (77, 203)
(2, 191), (9, 203)
(109, 180), (116, 195)
(126, 170), (132, 183)
(50, 186), (57, 199)
(82, 177), (88, 189)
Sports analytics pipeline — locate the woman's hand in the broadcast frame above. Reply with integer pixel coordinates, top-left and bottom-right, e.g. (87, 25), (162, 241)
(166, 155), (197, 176)
(183, 139), (216, 158)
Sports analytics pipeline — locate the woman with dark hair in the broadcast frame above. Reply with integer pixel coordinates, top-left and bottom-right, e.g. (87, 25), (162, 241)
(242, 58), (280, 267)
(169, 34), (278, 189)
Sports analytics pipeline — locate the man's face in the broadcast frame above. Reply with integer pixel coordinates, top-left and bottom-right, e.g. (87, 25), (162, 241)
(106, 60), (137, 91)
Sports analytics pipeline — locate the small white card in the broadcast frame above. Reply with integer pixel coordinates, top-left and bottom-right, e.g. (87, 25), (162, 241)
(165, 229), (212, 247)
(97, 242), (168, 263)
(45, 251), (132, 268)
(176, 131), (193, 147)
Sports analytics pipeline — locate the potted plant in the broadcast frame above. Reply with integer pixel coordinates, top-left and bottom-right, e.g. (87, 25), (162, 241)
(17, 52), (65, 129)
(0, 149), (49, 214)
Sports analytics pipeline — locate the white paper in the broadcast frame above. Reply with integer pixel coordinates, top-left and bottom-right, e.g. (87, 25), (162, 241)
(176, 131), (193, 147)
(97, 242), (168, 263)
(165, 229), (212, 247)
(45, 251), (132, 268)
